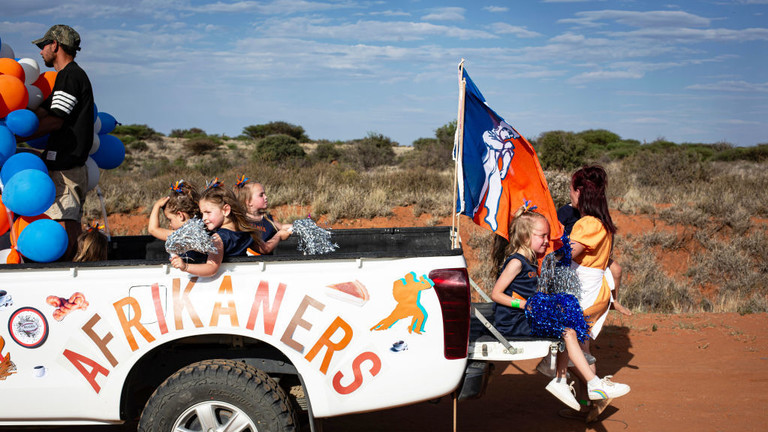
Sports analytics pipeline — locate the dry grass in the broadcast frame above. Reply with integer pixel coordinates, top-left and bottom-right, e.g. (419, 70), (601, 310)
(87, 137), (768, 314)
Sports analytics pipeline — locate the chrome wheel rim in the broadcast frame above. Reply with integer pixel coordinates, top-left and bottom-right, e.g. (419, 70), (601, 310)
(173, 400), (258, 432)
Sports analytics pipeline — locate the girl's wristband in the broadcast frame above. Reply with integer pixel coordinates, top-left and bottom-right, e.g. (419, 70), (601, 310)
(510, 299), (521, 309)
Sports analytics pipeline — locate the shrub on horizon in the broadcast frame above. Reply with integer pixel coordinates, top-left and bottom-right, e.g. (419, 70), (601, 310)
(243, 121), (309, 142)
(254, 134), (306, 162)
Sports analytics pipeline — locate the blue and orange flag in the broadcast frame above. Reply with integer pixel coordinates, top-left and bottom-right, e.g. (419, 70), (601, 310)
(455, 67), (563, 248)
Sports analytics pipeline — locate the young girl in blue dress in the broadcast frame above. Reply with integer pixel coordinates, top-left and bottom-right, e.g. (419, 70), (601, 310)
(491, 203), (630, 410)
(171, 179), (265, 277)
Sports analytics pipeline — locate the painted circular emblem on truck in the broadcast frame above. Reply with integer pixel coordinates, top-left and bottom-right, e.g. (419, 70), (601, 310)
(8, 307), (48, 349)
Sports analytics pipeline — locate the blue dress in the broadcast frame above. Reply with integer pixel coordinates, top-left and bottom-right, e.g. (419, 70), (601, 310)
(215, 228), (254, 257)
(493, 253), (538, 337)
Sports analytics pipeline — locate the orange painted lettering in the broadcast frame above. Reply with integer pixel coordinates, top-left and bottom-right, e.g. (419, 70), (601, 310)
(81, 313), (118, 367)
(63, 349), (110, 393)
(305, 316), (353, 374)
(246, 281), (287, 334)
(332, 351), (382, 395)
(281, 295), (324, 353)
(210, 276), (239, 327)
(113, 297), (156, 351)
(151, 283), (168, 334)
(173, 277), (203, 330)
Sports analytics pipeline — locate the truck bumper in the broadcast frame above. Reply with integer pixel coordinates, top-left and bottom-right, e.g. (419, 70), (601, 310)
(456, 360), (494, 401)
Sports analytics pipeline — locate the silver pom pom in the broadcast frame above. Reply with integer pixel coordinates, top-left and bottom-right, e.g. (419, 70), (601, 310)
(538, 251), (581, 300)
(292, 218), (338, 255)
(165, 217), (218, 256)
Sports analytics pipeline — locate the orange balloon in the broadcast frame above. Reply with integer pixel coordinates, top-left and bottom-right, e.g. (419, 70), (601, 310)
(32, 71), (57, 100)
(0, 75), (29, 118)
(0, 196), (10, 236)
(10, 214), (51, 248)
(6, 248), (21, 264)
(0, 58), (25, 82)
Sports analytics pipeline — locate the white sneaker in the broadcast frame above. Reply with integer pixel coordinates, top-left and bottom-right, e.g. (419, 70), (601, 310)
(588, 376), (630, 400)
(546, 377), (580, 410)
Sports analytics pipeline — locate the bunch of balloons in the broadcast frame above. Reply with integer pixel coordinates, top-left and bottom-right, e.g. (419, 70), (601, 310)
(0, 34), (125, 262)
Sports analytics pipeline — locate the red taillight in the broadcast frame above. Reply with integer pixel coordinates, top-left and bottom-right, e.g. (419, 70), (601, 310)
(429, 268), (470, 360)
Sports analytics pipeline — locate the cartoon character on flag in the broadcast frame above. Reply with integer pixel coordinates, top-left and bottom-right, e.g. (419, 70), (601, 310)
(454, 66), (563, 248)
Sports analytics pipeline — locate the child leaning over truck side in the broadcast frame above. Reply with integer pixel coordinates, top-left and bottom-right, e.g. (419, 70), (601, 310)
(171, 179), (266, 277)
(232, 175), (292, 254)
(73, 221), (107, 262)
(148, 180), (208, 265)
(490, 203), (630, 411)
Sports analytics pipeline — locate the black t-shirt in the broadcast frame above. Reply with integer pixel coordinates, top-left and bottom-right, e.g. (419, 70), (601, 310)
(557, 204), (581, 236)
(41, 61), (94, 170)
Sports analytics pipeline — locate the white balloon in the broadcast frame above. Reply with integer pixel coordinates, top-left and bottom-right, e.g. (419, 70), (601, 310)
(26, 84), (44, 110)
(17, 58), (40, 85)
(90, 132), (100, 155)
(94, 116), (101, 134)
(0, 42), (14, 59)
(0, 248), (12, 264)
(85, 157), (100, 191)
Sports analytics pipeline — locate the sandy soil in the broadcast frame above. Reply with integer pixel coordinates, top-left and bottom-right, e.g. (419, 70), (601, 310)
(52, 206), (768, 432)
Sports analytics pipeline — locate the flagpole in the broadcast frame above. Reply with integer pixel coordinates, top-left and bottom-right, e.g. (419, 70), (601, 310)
(452, 59), (467, 249)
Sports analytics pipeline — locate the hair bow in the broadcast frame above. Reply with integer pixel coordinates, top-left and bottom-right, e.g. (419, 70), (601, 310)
(205, 177), (222, 190)
(170, 179), (186, 193)
(87, 221), (105, 232)
(522, 199), (538, 212)
(235, 175), (250, 188)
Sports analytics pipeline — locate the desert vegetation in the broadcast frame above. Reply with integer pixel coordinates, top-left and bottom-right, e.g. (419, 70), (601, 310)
(92, 122), (767, 314)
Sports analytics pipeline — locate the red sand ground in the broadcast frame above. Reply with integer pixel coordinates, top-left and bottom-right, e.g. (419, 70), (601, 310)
(19, 207), (766, 431)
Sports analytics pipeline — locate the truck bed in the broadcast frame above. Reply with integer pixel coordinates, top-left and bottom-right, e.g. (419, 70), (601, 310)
(3, 226), (462, 269)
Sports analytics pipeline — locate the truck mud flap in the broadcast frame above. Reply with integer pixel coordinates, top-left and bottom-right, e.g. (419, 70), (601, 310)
(456, 360), (494, 401)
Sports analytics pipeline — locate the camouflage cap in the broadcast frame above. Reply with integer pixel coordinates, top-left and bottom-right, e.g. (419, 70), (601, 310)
(32, 24), (81, 51)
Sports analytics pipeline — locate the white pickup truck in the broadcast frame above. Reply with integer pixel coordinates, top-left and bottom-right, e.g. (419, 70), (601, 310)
(0, 226), (485, 431)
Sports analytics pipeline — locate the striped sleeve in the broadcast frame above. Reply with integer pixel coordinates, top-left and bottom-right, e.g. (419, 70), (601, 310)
(50, 90), (78, 115)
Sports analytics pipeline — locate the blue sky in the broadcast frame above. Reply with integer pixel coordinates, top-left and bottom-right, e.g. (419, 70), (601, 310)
(1, 0), (766, 147)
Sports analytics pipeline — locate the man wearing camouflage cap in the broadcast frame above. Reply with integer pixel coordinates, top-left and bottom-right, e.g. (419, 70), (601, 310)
(27, 24), (94, 261)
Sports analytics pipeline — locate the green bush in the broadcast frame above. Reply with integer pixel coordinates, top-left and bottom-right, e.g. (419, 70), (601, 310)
(624, 147), (710, 187)
(534, 130), (588, 170)
(254, 134), (306, 162)
(243, 121), (309, 142)
(113, 124), (163, 141)
(412, 137), (438, 151)
(129, 141), (149, 152)
(347, 132), (397, 170)
(576, 129), (621, 147)
(312, 141), (342, 163)
(170, 128), (206, 139)
(712, 144), (768, 162)
(185, 137), (221, 155)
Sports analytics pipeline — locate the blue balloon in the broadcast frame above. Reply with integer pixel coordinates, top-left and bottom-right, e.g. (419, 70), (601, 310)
(17, 219), (68, 262)
(1, 152), (47, 185)
(2, 169), (55, 217)
(91, 134), (125, 169)
(26, 134), (49, 150)
(97, 112), (117, 134)
(5, 109), (39, 137)
(0, 125), (15, 166)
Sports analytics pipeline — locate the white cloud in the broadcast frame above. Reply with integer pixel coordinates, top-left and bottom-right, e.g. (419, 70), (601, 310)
(184, 0), (355, 15)
(422, 7), (465, 21)
(686, 80), (768, 92)
(483, 6), (509, 13)
(559, 10), (712, 28)
(255, 17), (497, 41)
(490, 23), (542, 38)
(615, 27), (768, 42)
(369, 10), (410, 17)
(568, 69), (644, 83)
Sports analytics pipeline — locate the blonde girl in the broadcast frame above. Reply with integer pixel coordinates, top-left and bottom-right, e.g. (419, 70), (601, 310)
(490, 203), (629, 410)
(233, 175), (291, 254)
(73, 221), (107, 262)
(172, 179), (265, 276)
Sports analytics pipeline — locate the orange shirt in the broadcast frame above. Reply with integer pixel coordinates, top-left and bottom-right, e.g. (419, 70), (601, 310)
(570, 216), (612, 269)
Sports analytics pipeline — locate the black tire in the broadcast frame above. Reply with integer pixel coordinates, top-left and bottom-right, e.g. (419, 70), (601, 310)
(138, 359), (298, 432)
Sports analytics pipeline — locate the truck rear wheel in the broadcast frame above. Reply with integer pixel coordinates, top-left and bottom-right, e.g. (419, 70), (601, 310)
(138, 359), (298, 432)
